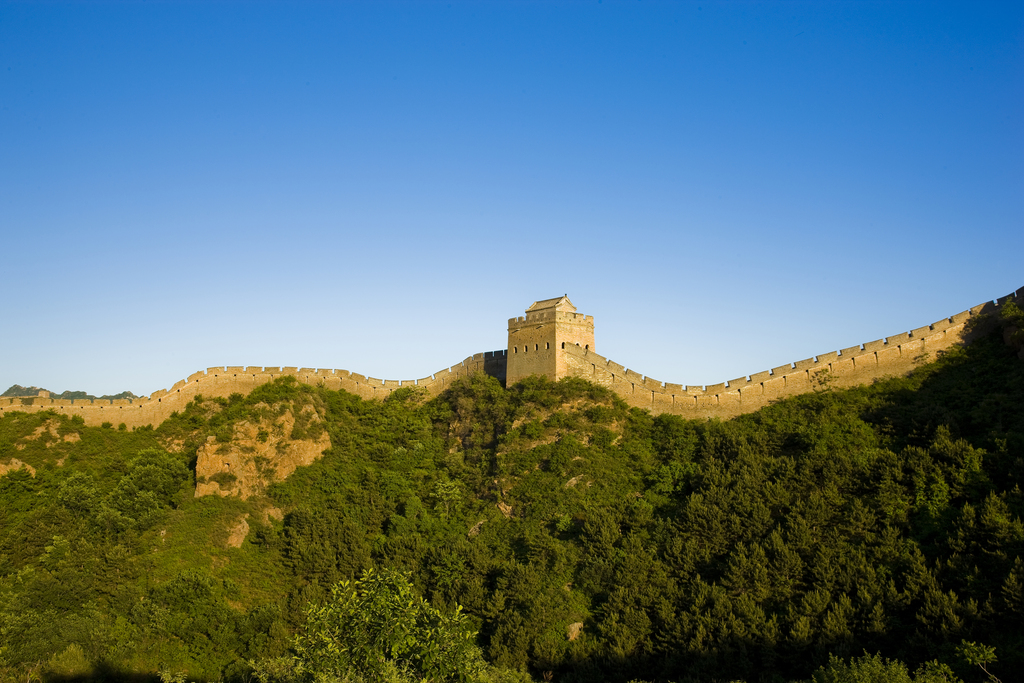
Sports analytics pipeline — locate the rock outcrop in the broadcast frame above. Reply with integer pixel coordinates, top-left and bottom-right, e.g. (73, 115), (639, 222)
(194, 402), (331, 499)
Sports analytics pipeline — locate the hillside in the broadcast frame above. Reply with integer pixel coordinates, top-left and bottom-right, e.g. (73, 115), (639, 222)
(0, 313), (1021, 683)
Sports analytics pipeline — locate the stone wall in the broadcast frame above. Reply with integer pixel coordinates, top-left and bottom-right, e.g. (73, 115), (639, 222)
(507, 309), (595, 386)
(0, 351), (509, 428)
(560, 286), (1024, 419)
(4, 286), (1020, 428)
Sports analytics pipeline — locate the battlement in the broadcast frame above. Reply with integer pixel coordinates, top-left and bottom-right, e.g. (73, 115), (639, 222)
(3, 287), (1019, 429)
(558, 286), (1022, 418)
(0, 352), (509, 429)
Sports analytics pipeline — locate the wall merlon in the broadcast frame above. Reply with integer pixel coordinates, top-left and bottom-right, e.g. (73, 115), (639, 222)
(171, 380), (186, 391)
(910, 325), (931, 338)
(642, 376), (664, 390)
(664, 382), (683, 393)
(298, 368), (315, 374)
(685, 385), (706, 395)
(749, 370), (771, 383)
(382, 380), (400, 388)
(187, 371), (206, 383)
(964, 306), (985, 319)
(705, 382), (725, 394)
(815, 351), (838, 364)
(263, 367), (281, 374)
(727, 377), (749, 388)
(839, 345), (862, 357)
(771, 364), (793, 376)
(282, 367), (299, 375)
(207, 366), (226, 375)
(951, 310), (973, 324)
(793, 358), (817, 371)
(862, 339), (887, 352)
(930, 318), (953, 333)
(996, 294), (1014, 306)
(365, 377), (384, 386)
(886, 332), (911, 345)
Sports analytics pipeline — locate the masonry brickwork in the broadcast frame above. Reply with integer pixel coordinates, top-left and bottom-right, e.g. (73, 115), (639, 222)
(506, 296), (595, 386)
(2, 287), (1021, 428)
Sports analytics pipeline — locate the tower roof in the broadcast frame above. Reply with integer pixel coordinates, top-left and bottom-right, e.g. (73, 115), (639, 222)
(526, 296), (576, 313)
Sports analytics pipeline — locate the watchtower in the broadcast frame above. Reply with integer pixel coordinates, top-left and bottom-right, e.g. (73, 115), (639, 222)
(506, 296), (595, 385)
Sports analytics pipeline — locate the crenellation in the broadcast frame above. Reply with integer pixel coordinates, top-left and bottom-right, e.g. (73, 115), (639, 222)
(974, 302), (998, 316)
(3, 288), (1016, 428)
(748, 370), (771, 383)
(642, 376), (664, 390)
(952, 310), (974, 323)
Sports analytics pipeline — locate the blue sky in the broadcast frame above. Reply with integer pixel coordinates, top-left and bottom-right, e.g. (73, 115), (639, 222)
(1, 1), (1021, 396)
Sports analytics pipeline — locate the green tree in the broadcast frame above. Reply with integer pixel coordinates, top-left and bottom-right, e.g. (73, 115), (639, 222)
(292, 567), (478, 682)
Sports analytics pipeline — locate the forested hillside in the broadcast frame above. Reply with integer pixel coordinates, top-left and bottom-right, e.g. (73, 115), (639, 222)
(1, 311), (1021, 683)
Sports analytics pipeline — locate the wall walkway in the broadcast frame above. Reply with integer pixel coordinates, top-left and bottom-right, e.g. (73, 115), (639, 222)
(0, 351), (508, 429)
(3, 286), (1020, 427)
(561, 286), (1023, 419)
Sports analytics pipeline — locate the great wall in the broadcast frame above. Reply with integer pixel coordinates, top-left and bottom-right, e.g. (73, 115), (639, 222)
(3, 286), (1022, 427)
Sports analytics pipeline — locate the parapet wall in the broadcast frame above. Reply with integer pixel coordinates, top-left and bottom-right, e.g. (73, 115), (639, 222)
(561, 286), (1024, 419)
(0, 350), (509, 429)
(4, 287), (1020, 429)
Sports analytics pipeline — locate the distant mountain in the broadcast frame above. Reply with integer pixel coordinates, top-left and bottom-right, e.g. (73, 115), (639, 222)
(1, 384), (138, 401)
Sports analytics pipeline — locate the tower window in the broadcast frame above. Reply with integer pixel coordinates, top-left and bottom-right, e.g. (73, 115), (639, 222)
(514, 347), (518, 353)
(546, 342), (549, 349)
(535, 344), (538, 351)
(585, 344), (589, 350)
(561, 342), (565, 349)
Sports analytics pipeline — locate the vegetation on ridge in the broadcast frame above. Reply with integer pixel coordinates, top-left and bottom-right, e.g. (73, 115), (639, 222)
(0, 317), (1021, 683)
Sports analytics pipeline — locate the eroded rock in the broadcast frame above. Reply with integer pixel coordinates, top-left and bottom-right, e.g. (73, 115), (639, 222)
(195, 403), (331, 500)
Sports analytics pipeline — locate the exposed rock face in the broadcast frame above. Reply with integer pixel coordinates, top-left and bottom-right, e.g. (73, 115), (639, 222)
(226, 515), (250, 548)
(194, 403), (331, 500)
(0, 458), (35, 477)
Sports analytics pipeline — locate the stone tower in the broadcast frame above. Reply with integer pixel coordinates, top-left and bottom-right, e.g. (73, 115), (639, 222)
(506, 296), (595, 385)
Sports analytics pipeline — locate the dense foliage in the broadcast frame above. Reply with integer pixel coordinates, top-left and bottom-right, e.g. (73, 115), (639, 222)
(0, 319), (1021, 682)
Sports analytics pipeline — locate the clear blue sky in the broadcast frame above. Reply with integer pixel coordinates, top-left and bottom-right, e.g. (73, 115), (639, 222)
(2, 1), (1021, 396)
